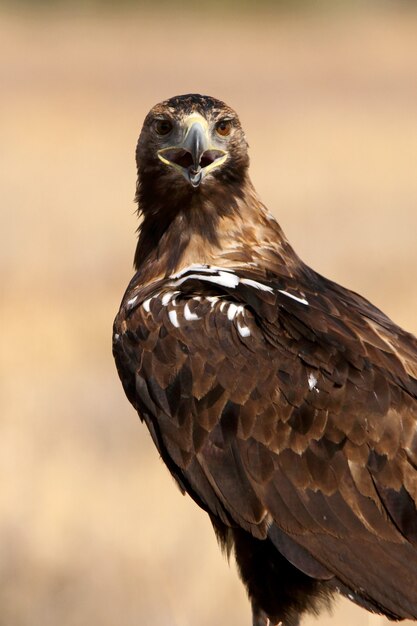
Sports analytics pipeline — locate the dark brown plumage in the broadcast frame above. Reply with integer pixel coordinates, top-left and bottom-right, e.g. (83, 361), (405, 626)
(113, 94), (417, 626)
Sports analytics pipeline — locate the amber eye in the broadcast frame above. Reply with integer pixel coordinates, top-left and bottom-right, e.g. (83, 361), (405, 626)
(154, 119), (173, 136)
(216, 119), (232, 137)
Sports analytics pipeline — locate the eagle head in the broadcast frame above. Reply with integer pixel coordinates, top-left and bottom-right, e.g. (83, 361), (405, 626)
(136, 94), (249, 194)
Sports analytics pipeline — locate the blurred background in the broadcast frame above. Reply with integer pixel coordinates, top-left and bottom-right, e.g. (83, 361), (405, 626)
(1, 1), (417, 625)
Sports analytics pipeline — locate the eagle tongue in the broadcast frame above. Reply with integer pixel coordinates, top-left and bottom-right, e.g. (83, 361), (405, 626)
(188, 167), (202, 188)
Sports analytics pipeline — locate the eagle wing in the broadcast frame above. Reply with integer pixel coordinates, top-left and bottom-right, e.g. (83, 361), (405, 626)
(113, 266), (417, 619)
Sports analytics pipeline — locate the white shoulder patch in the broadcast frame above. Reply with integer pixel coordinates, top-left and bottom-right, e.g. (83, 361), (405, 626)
(168, 309), (180, 328)
(278, 290), (309, 306)
(226, 303), (244, 321)
(172, 271), (239, 290)
(237, 321), (251, 338)
(142, 297), (152, 312)
(184, 302), (200, 321)
(240, 277), (273, 293)
(171, 264), (226, 279)
(162, 291), (179, 306)
(169, 264), (272, 293)
(127, 295), (138, 306)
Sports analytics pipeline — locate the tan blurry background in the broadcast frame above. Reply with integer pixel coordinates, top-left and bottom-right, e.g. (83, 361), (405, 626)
(1, 3), (417, 625)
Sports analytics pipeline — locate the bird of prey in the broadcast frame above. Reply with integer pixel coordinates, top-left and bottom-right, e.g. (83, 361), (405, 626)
(113, 94), (417, 626)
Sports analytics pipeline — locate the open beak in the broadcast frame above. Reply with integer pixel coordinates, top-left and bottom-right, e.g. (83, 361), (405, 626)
(157, 117), (227, 188)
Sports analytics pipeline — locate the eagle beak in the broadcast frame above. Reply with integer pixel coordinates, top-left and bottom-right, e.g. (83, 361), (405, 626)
(157, 119), (227, 188)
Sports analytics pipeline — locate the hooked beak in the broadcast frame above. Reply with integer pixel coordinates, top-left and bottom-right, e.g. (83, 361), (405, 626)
(157, 117), (227, 188)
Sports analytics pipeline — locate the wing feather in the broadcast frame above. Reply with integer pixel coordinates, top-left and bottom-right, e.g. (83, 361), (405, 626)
(113, 267), (417, 618)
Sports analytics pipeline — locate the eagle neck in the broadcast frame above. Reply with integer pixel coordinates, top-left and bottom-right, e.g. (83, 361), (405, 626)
(133, 176), (300, 286)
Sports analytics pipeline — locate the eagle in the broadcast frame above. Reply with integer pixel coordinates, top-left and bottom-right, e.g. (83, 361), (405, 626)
(113, 94), (417, 626)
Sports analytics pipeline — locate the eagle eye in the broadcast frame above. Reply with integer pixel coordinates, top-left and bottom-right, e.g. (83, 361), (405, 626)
(215, 119), (232, 137)
(154, 119), (173, 136)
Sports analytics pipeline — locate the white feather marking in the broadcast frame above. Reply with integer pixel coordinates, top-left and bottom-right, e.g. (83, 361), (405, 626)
(308, 373), (318, 391)
(127, 295), (138, 306)
(237, 321), (251, 337)
(142, 297), (152, 312)
(114, 333), (120, 340)
(184, 302), (200, 321)
(162, 291), (175, 306)
(168, 309), (180, 328)
(170, 264), (241, 290)
(278, 290), (309, 306)
(171, 264), (234, 279)
(227, 303), (244, 320)
(220, 302), (228, 312)
(173, 273), (237, 289)
(240, 278), (273, 293)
